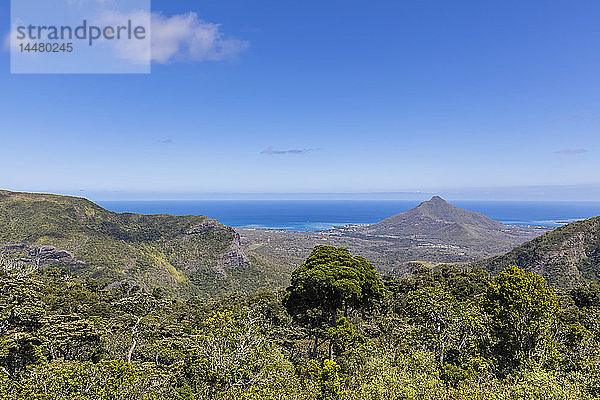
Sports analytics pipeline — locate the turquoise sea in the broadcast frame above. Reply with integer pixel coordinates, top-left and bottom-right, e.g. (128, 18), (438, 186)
(97, 200), (600, 232)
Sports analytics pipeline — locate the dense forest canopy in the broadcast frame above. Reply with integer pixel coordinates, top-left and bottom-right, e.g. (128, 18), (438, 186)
(2, 245), (600, 399)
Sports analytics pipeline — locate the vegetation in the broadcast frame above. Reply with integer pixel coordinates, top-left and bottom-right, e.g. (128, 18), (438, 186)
(2, 244), (600, 399)
(0, 190), (293, 298)
(478, 216), (600, 289)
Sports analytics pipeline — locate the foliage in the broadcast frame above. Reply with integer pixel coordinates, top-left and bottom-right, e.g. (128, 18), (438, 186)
(483, 265), (559, 374)
(284, 246), (384, 359)
(1, 244), (600, 398)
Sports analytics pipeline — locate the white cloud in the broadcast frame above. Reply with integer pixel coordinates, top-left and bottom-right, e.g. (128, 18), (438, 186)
(98, 11), (248, 64)
(3, 11), (248, 65)
(93, 9), (152, 65)
(151, 12), (248, 64)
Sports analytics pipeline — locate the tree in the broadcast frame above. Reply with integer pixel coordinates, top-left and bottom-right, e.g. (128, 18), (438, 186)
(405, 286), (458, 364)
(110, 292), (161, 363)
(318, 359), (341, 400)
(184, 310), (296, 397)
(482, 265), (559, 373)
(39, 314), (103, 362)
(570, 282), (600, 309)
(0, 275), (47, 375)
(284, 246), (385, 360)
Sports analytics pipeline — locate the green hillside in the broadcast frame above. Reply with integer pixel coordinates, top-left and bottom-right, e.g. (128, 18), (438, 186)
(476, 216), (600, 289)
(0, 190), (291, 297)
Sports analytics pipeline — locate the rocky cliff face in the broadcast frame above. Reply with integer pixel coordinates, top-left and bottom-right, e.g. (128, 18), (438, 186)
(1, 244), (76, 265)
(218, 230), (251, 276)
(0, 244), (81, 277)
(186, 219), (225, 234)
(186, 220), (250, 276)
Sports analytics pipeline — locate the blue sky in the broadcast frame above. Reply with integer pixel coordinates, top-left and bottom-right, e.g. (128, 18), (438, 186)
(1, 0), (599, 200)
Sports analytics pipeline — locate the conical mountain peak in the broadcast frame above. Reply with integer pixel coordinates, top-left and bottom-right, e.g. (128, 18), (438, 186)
(429, 195), (446, 203)
(419, 196), (451, 208)
(363, 196), (506, 238)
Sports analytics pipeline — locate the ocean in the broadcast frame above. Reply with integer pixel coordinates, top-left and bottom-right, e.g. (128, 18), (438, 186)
(96, 200), (600, 232)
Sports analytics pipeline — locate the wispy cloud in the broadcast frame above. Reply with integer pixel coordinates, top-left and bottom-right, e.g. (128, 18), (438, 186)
(4, 11), (248, 65)
(157, 138), (174, 144)
(151, 12), (248, 64)
(261, 147), (313, 155)
(96, 11), (248, 64)
(555, 149), (588, 155)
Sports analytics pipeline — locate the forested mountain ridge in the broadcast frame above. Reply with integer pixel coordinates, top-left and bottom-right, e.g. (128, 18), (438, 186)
(0, 190), (288, 297)
(476, 216), (600, 289)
